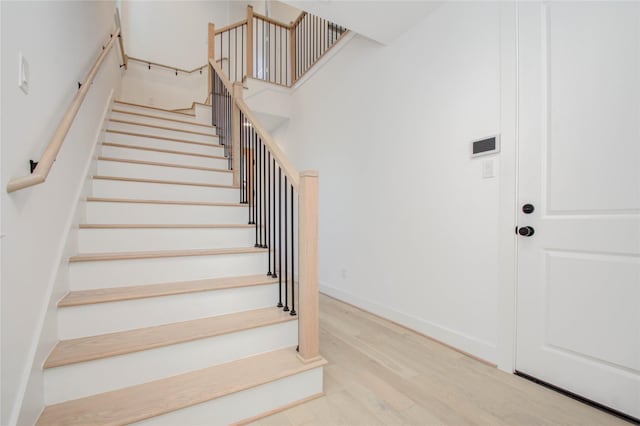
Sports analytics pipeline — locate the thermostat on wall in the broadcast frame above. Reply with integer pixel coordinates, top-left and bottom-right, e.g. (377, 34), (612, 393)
(470, 135), (500, 158)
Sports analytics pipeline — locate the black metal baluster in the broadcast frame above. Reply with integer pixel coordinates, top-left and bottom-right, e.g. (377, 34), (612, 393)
(290, 183), (296, 316)
(255, 134), (261, 247)
(283, 174), (289, 312)
(261, 143), (267, 248)
(252, 131), (258, 233)
(237, 111), (244, 204)
(267, 150), (271, 275)
(252, 129), (256, 225)
(215, 65), (217, 126)
(321, 18), (325, 55)
(277, 167), (283, 308)
(241, 25), (244, 81)
(272, 157), (277, 278)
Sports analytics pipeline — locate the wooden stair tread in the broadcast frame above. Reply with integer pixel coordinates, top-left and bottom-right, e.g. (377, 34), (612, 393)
(44, 308), (295, 368)
(102, 142), (226, 160)
(79, 223), (252, 229)
(59, 275), (278, 307)
(111, 108), (214, 128)
(69, 247), (267, 262)
(98, 156), (231, 173)
(86, 196), (245, 207)
(105, 129), (219, 147)
(93, 175), (239, 189)
(109, 118), (216, 137)
(114, 99), (195, 116)
(38, 347), (326, 425)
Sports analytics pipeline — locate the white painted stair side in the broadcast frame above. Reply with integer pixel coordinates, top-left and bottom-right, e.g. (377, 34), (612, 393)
(136, 368), (323, 426)
(69, 251), (268, 290)
(105, 131), (223, 156)
(44, 320), (298, 405)
(91, 179), (239, 203)
(100, 143), (229, 169)
(110, 109), (216, 134)
(96, 158), (232, 184)
(58, 283), (278, 338)
(107, 120), (219, 145)
(78, 226), (254, 252)
(85, 199), (247, 224)
(113, 100), (199, 122)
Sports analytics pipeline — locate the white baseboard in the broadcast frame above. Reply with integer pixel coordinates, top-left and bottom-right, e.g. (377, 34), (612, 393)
(319, 281), (498, 364)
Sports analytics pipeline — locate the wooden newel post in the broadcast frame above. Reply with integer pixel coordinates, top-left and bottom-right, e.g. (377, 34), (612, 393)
(298, 171), (320, 363)
(207, 23), (215, 103)
(232, 82), (243, 186)
(246, 6), (254, 79)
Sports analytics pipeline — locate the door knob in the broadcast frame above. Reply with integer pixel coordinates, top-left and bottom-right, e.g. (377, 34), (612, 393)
(518, 226), (535, 237)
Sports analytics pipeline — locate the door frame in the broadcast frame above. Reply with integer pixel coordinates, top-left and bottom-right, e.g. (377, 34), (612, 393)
(497, 1), (519, 373)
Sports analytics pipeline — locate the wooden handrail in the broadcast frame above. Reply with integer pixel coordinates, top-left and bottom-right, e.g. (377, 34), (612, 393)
(115, 9), (128, 69)
(291, 11), (307, 28)
(253, 12), (291, 29)
(127, 56), (207, 74)
(6, 28), (122, 193)
(209, 58), (300, 188)
(214, 19), (248, 35)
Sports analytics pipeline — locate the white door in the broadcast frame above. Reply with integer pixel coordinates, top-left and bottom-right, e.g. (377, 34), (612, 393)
(516, 1), (640, 420)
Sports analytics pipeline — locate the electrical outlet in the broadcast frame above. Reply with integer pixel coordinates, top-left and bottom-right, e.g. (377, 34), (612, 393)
(18, 52), (29, 94)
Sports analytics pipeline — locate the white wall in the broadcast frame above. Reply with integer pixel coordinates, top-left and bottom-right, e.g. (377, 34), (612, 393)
(0, 1), (121, 424)
(119, 61), (208, 109)
(273, 2), (507, 363)
(121, 1), (231, 69)
(119, 0), (234, 107)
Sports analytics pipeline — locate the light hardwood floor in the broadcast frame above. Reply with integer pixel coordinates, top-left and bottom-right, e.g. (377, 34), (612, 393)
(250, 294), (630, 426)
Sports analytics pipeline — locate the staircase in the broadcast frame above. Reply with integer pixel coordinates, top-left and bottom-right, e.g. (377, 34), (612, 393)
(37, 100), (325, 425)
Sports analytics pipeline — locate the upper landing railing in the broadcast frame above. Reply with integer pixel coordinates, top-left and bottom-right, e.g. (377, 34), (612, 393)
(209, 6), (348, 88)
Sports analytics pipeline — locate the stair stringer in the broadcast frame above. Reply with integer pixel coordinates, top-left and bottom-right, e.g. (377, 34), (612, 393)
(15, 91), (117, 426)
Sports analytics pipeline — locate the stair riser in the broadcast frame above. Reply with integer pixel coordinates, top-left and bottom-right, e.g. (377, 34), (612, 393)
(100, 144), (229, 170)
(108, 121), (219, 145)
(113, 103), (199, 121)
(133, 368), (323, 426)
(78, 227), (255, 252)
(58, 284), (279, 339)
(96, 160), (232, 185)
(69, 252), (269, 290)
(44, 321), (298, 405)
(85, 201), (248, 224)
(111, 110), (216, 134)
(105, 132), (224, 157)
